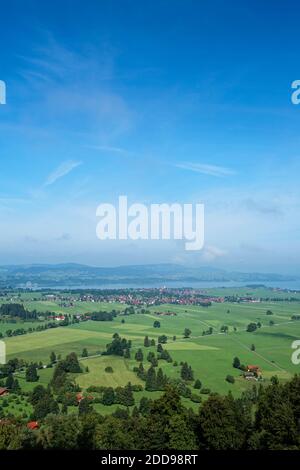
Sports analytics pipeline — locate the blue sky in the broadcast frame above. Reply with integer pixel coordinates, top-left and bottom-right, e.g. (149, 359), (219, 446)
(0, 0), (300, 273)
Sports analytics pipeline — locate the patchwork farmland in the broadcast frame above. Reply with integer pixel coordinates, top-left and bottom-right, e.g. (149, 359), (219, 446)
(2, 288), (300, 405)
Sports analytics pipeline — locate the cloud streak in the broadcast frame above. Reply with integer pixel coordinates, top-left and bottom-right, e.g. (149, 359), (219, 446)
(86, 145), (130, 155)
(175, 162), (236, 177)
(44, 160), (82, 186)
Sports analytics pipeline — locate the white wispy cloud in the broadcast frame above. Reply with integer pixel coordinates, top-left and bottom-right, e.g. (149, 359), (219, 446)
(175, 162), (236, 177)
(44, 160), (82, 186)
(200, 244), (228, 262)
(86, 145), (131, 155)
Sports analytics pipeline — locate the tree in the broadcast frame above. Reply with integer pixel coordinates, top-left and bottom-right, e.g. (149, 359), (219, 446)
(156, 368), (166, 391)
(50, 351), (56, 363)
(30, 385), (48, 405)
(194, 379), (202, 390)
(64, 353), (81, 373)
(90, 311), (115, 321)
(145, 366), (157, 391)
(123, 383), (135, 406)
(160, 349), (172, 362)
(157, 343), (163, 354)
(38, 415), (81, 449)
(253, 382), (299, 449)
(61, 403), (68, 415)
(144, 336), (151, 347)
(5, 374), (14, 390)
(247, 323), (257, 333)
(158, 335), (168, 344)
(50, 362), (68, 392)
(143, 386), (196, 449)
(106, 334), (130, 356)
(233, 357), (241, 369)
(147, 351), (155, 362)
(266, 376), (277, 388)
(11, 378), (21, 393)
(251, 344), (256, 351)
(82, 348), (88, 358)
(34, 396), (59, 420)
(197, 394), (250, 450)
(139, 396), (151, 416)
(124, 348), (131, 359)
(180, 362), (194, 381)
(136, 362), (146, 380)
(0, 421), (23, 450)
(153, 320), (161, 328)
(79, 398), (92, 415)
(26, 364), (39, 382)
(183, 328), (191, 338)
(166, 414), (197, 450)
(94, 415), (134, 450)
(102, 387), (115, 405)
(135, 349), (143, 362)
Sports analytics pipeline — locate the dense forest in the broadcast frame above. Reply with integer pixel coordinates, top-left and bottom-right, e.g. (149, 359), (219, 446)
(0, 303), (38, 320)
(1, 364), (300, 450)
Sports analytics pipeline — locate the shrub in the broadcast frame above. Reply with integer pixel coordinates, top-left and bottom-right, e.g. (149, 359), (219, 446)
(191, 394), (202, 403)
(194, 379), (202, 389)
(226, 375), (235, 384)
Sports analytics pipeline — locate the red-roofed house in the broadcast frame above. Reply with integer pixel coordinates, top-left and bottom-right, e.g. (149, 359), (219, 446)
(0, 387), (9, 397)
(27, 421), (39, 430)
(247, 365), (261, 375)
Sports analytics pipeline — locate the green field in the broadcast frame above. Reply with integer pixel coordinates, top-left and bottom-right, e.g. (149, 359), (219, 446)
(3, 294), (300, 399)
(0, 393), (33, 419)
(0, 319), (48, 335)
(77, 356), (143, 388)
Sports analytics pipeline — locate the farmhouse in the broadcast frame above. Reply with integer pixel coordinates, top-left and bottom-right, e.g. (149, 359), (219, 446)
(247, 365), (260, 373)
(54, 315), (66, 321)
(0, 387), (9, 397)
(244, 371), (256, 380)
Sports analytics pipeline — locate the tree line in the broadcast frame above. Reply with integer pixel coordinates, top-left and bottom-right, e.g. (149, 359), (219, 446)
(2, 375), (300, 449)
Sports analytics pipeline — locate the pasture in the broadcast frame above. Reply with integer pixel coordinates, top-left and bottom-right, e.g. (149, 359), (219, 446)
(2, 293), (300, 397)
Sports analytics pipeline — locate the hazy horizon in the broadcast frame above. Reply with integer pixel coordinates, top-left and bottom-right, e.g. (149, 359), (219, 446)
(0, 260), (298, 277)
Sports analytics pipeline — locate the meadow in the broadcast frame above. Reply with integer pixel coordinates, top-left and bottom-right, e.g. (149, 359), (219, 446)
(3, 291), (300, 403)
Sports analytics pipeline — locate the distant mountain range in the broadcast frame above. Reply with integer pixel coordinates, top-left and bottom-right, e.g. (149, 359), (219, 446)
(0, 263), (297, 288)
